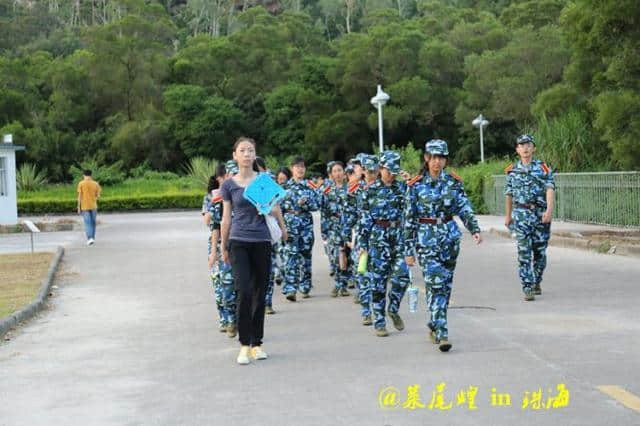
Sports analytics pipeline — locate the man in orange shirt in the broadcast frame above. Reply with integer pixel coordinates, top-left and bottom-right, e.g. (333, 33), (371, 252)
(77, 170), (101, 246)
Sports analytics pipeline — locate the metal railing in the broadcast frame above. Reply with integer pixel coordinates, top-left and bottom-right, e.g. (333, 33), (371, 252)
(483, 172), (640, 227)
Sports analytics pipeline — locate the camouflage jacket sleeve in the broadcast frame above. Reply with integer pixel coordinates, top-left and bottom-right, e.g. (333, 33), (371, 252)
(301, 182), (320, 212)
(452, 179), (480, 234)
(403, 183), (418, 256)
(320, 186), (331, 238)
(542, 162), (556, 190)
(340, 191), (357, 244)
(504, 166), (514, 196)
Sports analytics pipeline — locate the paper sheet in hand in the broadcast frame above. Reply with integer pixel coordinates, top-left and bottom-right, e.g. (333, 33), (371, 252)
(243, 173), (287, 215)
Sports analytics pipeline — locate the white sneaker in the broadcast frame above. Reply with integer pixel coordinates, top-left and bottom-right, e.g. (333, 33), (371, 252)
(237, 346), (250, 365)
(251, 346), (268, 360)
(87, 239), (95, 246)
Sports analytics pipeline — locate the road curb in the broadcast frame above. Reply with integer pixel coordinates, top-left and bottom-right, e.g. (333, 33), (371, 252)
(0, 246), (65, 340)
(488, 228), (640, 257)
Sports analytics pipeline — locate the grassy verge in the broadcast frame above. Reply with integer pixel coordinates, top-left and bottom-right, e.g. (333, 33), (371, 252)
(0, 252), (54, 318)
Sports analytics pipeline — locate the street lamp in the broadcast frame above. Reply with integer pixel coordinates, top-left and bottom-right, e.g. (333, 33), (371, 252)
(472, 114), (489, 163)
(370, 84), (390, 153)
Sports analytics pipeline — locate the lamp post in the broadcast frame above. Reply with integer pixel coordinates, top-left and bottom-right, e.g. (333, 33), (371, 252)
(472, 114), (489, 163)
(370, 84), (390, 153)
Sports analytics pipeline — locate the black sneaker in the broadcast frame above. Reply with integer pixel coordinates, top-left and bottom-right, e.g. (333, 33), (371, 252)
(533, 283), (542, 295)
(286, 293), (296, 302)
(388, 312), (405, 331)
(438, 339), (452, 352)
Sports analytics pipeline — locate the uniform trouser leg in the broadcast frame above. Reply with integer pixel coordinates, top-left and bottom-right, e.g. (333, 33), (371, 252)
(359, 273), (372, 317)
(368, 246), (391, 328)
(532, 222), (551, 285)
(300, 224), (314, 294)
(219, 262), (236, 324)
(282, 231), (302, 295)
(514, 218), (535, 291)
(212, 270), (226, 326)
(418, 242), (459, 340)
(230, 240), (271, 347)
(265, 248), (276, 306)
(387, 256), (410, 314)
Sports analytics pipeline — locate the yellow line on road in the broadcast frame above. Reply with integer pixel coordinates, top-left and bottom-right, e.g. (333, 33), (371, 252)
(597, 385), (640, 412)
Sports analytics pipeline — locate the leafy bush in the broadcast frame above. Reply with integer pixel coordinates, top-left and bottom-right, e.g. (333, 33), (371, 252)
(69, 158), (125, 186)
(183, 156), (218, 189)
(18, 193), (202, 214)
(16, 163), (48, 191)
(392, 142), (423, 176)
(450, 160), (507, 213)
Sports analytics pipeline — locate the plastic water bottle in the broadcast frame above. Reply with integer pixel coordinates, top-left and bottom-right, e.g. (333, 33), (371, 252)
(408, 286), (419, 313)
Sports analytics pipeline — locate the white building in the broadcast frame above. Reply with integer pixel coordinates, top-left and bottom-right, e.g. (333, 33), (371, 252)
(0, 135), (25, 225)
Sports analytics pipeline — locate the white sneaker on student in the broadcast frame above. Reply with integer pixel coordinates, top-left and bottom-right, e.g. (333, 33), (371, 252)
(87, 238), (95, 246)
(237, 346), (250, 365)
(251, 346), (268, 360)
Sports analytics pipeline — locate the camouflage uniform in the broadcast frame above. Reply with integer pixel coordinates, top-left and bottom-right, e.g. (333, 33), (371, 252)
(404, 140), (480, 342)
(208, 190), (236, 328)
(342, 154), (376, 318)
(321, 178), (350, 294)
(359, 151), (410, 331)
(505, 135), (555, 297)
(281, 178), (319, 297)
(319, 172), (336, 278)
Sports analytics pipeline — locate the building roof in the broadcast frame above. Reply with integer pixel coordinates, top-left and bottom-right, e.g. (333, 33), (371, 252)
(0, 144), (25, 151)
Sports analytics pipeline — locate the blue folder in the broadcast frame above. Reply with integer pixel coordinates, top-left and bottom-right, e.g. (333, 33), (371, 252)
(243, 173), (287, 215)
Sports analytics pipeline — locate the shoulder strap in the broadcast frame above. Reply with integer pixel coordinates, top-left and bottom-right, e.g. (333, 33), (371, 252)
(407, 175), (421, 186)
(504, 164), (514, 174)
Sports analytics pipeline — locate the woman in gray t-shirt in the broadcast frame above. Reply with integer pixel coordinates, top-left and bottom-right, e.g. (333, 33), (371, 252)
(220, 137), (287, 365)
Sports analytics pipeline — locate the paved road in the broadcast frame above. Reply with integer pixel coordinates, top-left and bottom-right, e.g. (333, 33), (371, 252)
(1, 212), (639, 425)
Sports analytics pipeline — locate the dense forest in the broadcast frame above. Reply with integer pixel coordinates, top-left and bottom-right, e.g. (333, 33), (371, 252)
(1, 0), (638, 181)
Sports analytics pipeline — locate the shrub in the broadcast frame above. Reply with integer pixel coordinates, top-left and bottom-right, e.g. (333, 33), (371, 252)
(16, 163), (48, 191)
(183, 156), (218, 189)
(450, 159), (507, 214)
(18, 193), (202, 214)
(69, 158), (125, 186)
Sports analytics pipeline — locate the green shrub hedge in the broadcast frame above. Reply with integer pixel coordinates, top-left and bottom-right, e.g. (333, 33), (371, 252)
(19, 193), (203, 214)
(450, 160), (508, 214)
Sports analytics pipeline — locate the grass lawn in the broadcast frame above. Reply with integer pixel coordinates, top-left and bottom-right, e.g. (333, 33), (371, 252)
(0, 252), (54, 318)
(18, 177), (204, 201)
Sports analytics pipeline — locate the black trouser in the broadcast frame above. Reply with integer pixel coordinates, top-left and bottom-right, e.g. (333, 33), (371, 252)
(229, 240), (272, 347)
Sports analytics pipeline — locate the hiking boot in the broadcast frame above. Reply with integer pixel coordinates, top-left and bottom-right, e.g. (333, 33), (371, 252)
(388, 312), (405, 331)
(353, 292), (360, 304)
(226, 324), (237, 338)
(429, 330), (439, 344)
(347, 282), (355, 289)
(251, 346), (268, 360)
(339, 288), (351, 297)
(330, 270), (335, 277)
(375, 327), (389, 337)
(362, 315), (372, 326)
(533, 283), (542, 295)
(237, 346), (250, 365)
(438, 339), (452, 352)
(219, 323), (228, 333)
(286, 292), (297, 302)
(301, 292), (311, 299)
(275, 277), (282, 286)
(330, 287), (339, 298)
(265, 305), (275, 315)
(524, 290), (535, 301)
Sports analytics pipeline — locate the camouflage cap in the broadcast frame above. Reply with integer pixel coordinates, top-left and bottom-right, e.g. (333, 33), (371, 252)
(425, 139), (449, 156)
(326, 161), (337, 174)
(225, 160), (239, 175)
(516, 134), (536, 146)
(378, 150), (401, 174)
(345, 163), (355, 174)
(362, 154), (379, 172)
(355, 153), (368, 165)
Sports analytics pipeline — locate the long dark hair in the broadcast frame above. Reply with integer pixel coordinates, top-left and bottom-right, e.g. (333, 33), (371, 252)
(208, 163), (227, 192)
(253, 156), (267, 172)
(277, 166), (292, 181)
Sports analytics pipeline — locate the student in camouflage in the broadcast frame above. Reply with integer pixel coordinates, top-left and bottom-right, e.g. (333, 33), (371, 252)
(342, 155), (379, 324)
(404, 139), (482, 352)
(320, 162), (336, 279)
(358, 151), (411, 337)
(504, 134), (555, 301)
(321, 161), (351, 298)
(281, 156), (320, 301)
(206, 163), (237, 337)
